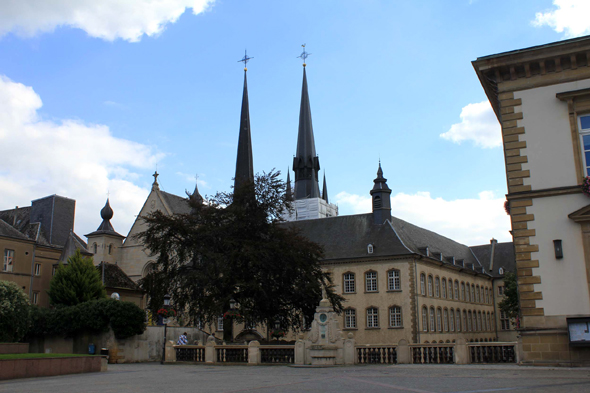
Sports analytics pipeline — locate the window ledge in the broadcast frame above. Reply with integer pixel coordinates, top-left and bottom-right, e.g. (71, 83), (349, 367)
(364, 291), (379, 294)
(343, 292), (356, 295)
(343, 328), (358, 331)
(365, 327), (381, 330)
(386, 289), (402, 293)
(388, 326), (403, 329)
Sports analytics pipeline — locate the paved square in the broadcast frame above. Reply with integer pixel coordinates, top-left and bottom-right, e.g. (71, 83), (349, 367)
(1, 363), (590, 393)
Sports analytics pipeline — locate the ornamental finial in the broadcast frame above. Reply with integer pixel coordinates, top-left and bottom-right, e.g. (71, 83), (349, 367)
(298, 44), (310, 67)
(238, 50), (253, 71)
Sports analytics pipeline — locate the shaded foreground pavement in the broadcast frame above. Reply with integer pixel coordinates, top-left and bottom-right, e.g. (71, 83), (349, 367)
(1, 363), (590, 393)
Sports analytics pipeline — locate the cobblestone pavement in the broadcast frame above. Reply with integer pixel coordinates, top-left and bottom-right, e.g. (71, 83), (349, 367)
(1, 363), (590, 393)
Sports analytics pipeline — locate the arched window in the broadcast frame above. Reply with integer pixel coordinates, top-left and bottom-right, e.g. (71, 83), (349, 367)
(92, 243), (97, 254)
(420, 274), (426, 296)
(478, 312), (483, 332)
(344, 308), (356, 329)
(436, 308), (442, 332)
(387, 269), (400, 291)
(428, 275), (433, 297)
(499, 267), (504, 275)
(367, 244), (374, 254)
(367, 307), (379, 328)
(485, 288), (489, 304)
(443, 309), (449, 332)
(487, 312), (491, 331)
(449, 308), (455, 332)
(430, 307), (436, 332)
(456, 309), (462, 332)
(471, 312), (476, 332)
(476, 286), (480, 303)
(435, 277), (440, 297)
(471, 285), (475, 303)
(465, 311), (470, 332)
(454, 280), (459, 300)
(365, 271), (378, 292)
(343, 272), (355, 293)
(461, 283), (466, 301)
(422, 307), (428, 332)
(142, 261), (156, 278)
(373, 195), (382, 209)
(389, 306), (402, 328)
(441, 278), (447, 299)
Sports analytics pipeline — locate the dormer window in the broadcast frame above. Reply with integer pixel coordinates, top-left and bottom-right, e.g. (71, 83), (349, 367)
(367, 244), (374, 254)
(499, 267), (504, 275)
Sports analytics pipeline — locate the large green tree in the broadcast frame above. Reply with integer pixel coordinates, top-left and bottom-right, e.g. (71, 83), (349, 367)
(48, 249), (106, 306)
(0, 280), (30, 342)
(139, 170), (343, 337)
(499, 271), (519, 327)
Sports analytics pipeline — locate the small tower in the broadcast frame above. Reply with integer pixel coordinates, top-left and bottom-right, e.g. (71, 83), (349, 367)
(370, 162), (392, 225)
(189, 179), (203, 205)
(85, 199), (125, 265)
(322, 173), (329, 204)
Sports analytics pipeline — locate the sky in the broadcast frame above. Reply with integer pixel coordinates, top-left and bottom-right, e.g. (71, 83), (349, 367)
(0, 0), (588, 246)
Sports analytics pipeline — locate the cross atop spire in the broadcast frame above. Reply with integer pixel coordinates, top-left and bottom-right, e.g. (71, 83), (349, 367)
(298, 44), (311, 67)
(152, 171), (159, 191)
(238, 50), (253, 71)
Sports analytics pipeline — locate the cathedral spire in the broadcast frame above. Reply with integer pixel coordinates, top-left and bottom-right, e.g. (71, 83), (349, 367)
(190, 176), (203, 205)
(292, 57), (320, 199)
(322, 173), (329, 204)
(286, 169), (293, 201)
(234, 56), (254, 191)
(370, 162), (392, 225)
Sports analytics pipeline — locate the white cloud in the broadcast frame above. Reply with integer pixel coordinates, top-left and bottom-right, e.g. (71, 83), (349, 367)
(440, 101), (501, 148)
(533, 0), (590, 38)
(0, 75), (162, 238)
(335, 190), (511, 246)
(176, 171), (209, 188)
(0, 0), (214, 42)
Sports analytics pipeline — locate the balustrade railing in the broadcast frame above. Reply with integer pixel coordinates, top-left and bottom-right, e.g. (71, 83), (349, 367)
(469, 343), (516, 363)
(260, 346), (295, 363)
(216, 346), (248, 363)
(174, 345), (205, 362)
(357, 346), (397, 364)
(410, 344), (454, 364)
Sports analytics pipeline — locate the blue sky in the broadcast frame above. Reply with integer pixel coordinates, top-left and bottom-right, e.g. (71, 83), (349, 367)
(0, 0), (586, 245)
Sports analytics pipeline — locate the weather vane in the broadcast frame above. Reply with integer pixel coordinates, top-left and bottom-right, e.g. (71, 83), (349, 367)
(298, 44), (311, 66)
(238, 50), (253, 70)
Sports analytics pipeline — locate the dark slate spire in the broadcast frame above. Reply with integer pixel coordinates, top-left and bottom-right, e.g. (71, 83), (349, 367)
(85, 199), (124, 238)
(322, 173), (329, 204)
(292, 66), (320, 199)
(234, 70), (254, 191)
(190, 178), (203, 205)
(370, 162), (392, 225)
(286, 169), (293, 201)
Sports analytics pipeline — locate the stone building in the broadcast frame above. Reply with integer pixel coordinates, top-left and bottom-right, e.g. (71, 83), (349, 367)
(473, 35), (590, 365)
(106, 60), (516, 346)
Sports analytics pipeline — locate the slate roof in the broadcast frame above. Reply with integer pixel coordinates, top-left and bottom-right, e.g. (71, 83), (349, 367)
(0, 219), (31, 241)
(96, 262), (140, 290)
(470, 242), (515, 278)
(160, 191), (192, 215)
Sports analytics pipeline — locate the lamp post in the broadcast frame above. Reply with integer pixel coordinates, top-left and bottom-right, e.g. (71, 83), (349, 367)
(160, 294), (171, 365)
(223, 298), (237, 343)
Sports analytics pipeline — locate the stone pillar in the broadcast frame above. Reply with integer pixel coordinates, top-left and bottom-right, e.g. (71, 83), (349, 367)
(396, 339), (410, 364)
(295, 334), (306, 365)
(205, 335), (216, 364)
(164, 340), (176, 363)
(454, 338), (469, 364)
(248, 340), (260, 365)
(343, 333), (356, 365)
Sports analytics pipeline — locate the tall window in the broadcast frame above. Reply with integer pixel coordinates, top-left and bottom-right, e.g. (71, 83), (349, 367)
(343, 273), (355, 293)
(441, 279), (447, 299)
(34, 263), (41, 276)
(485, 288), (489, 304)
(464, 311), (469, 332)
(498, 286), (505, 296)
(367, 307), (379, 328)
(32, 292), (39, 305)
(428, 275), (433, 297)
(435, 277), (440, 297)
(420, 274), (426, 295)
(436, 308), (442, 332)
(465, 284), (470, 302)
(389, 306), (402, 327)
(456, 309), (461, 332)
(472, 312), (477, 332)
(478, 312), (482, 331)
(93, 243), (97, 253)
(579, 114), (590, 175)
(476, 286), (481, 303)
(388, 270), (400, 291)
(429, 307), (435, 332)
(217, 316), (224, 331)
(449, 308), (455, 332)
(422, 307), (428, 332)
(345, 309), (356, 329)
(500, 311), (510, 330)
(443, 309), (449, 332)
(487, 313), (491, 331)
(454, 281), (459, 300)
(3, 249), (14, 272)
(365, 271), (377, 292)
(471, 285), (475, 303)
(461, 283), (466, 301)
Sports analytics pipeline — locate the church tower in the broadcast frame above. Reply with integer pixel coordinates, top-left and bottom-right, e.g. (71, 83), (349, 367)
(285, 46), (338, 221)
(85, 199), (125, 264)
(370, 162), (392, 225)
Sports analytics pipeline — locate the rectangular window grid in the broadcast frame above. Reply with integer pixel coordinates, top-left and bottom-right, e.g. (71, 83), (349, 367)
(3, 249), (14, 272)
(345, 309), (356, 329)
(367, 308), (379, 328)
(343, 273), (355, 293)
(217, 316), (224, 331)
(500, 311), (510, 330)
(365, 272), (377, 292)
(389, 306), (402, 327)
(388, 270), (400, 291)
(34, 263), (41, 276)
(580, 115), (590, 176)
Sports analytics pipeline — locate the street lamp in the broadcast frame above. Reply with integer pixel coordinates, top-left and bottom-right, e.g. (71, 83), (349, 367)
(224, 298), (237, 343)
(229, 298), (236, 310)
(160, 294), (171, 365)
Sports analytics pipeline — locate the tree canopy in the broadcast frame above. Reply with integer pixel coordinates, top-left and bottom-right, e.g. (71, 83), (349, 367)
(139, 170), (343, 332)
(498, 271), (519, 327)
(48, 249), (106, 306)
(0, 280), (30, 342)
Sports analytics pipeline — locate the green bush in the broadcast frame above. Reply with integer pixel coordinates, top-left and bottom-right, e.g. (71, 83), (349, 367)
(27, 299), (146, 340)
(0, 281), (31, 342)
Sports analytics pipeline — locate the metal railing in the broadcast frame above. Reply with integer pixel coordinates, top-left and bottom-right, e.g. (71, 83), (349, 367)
(411, 344), (454, 364)
(469, 343), (516, 363)
(174, 346), (206, 362)
(216, 346), (248, 363)
(357, 346), (397, 364)
(260, 346), (295, 364)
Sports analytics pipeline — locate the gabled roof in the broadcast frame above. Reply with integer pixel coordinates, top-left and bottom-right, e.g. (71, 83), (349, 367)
(0, 219), (31, 241)
(96, 262), (140, 291)
(470, 241), (515, 278)
(160, 191), (191, 215)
